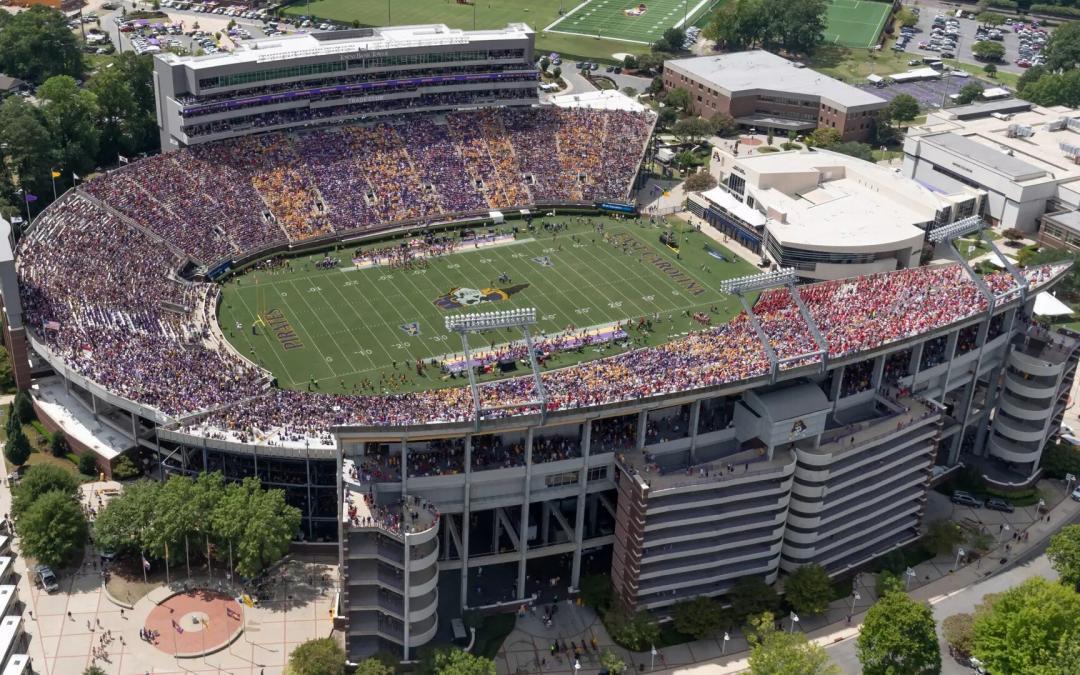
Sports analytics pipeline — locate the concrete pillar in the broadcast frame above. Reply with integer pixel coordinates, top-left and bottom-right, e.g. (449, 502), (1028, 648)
(688, 400), (701, 462)
(571, 421), (591, 590)
(541, 502), (551, 546)
(636, 411), (647, 450)
(909, 342), (924, 377)
(830, 365), (845, 401)
(130, 412), (138, 441)
(460, 435), (471, 610)
(870, 355), (886, 391)
(517, 427), (534, 600)
(400, 436), (408, 499)
(336, 440), (344, 572)
(588, 493), (599, 534)
(305, 450), (313, 540)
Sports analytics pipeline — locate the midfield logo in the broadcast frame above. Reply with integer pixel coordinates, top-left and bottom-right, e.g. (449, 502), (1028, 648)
(433, 284), (529, 310)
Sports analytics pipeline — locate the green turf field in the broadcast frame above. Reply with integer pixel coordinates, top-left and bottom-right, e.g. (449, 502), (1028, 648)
(546, 0), (724, 44)
(824, 0), (892, 48)
(218, 216), (757, 395)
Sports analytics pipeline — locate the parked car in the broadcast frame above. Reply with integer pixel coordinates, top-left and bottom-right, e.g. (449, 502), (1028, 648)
(952, 491), (984, 508)
(34, 565), (59, 593)
(1072, 486), (1080, 502)
(985, 497), (1015, 513)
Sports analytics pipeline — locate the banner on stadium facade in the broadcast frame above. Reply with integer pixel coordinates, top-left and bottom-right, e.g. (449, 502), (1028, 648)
(597, 202), (637, 215)
(208, 261), (232, 280)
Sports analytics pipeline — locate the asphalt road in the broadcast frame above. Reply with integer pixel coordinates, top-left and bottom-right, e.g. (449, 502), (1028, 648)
(824, 511), (1076, 674)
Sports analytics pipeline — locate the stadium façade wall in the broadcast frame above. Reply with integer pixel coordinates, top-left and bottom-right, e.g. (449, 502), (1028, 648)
(15, 261), (1074, 662)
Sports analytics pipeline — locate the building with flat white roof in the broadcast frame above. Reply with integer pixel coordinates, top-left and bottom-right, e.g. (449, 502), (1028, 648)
(903, 103), (1080, 233)
(662, 51), (887, 142)
(153, 23), (538, 147)
(688, 148), (982, 280)
(0, 616), (23, 671)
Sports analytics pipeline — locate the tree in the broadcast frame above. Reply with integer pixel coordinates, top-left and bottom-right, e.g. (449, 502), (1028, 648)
(552, 66), (562, 81)
(704, 0), (769, 51)
(887, 94), (920, 124)
(1042, 441), (1080, 479)
(674, 150), (698, 171)
(673, 596), (727, 639)
(89, 53), (160, 162)
(112, 454), (140, 480)
(422, 648), (495, 675)
(857, 592), (940, 675)
(710, 112), (739, 137)
(3, 425), (30, 468)
(78, 453), (98, 476)
(600, 649), (627, 675)
(730, 576), (781, 623)
(1048, 525), (1080, 589)
(12, 463), (79, 517)
(823, 141), (874, 162)
(870, 111), (898, 147)
(983, 63), (998, 78)
(1018, 69), (1080, 108)
(972, 40), (1005, 62)
(663, 87), (692, 112)
(923, 519), (965, 555)
(0, 6), (84, 85)
(214, 476), (301, 578)
(647, 76), (664, 95)
(981, 13), (1007, 28)
(0, 96), (60, 199)
(766, 0), (828, 55)
(19, 490), (87, 568)
(580, 574), (613, 610)
(942, 613), (975, 659)
(653, 27), (686, 54)
(93, 480), (160, 556)
(286, 637), (345, 675)
(954, 82), (985, 106)
(671, 117), (713, 145)
(605, 608), (660, 651)
(1045, 21), (1080, 71)
(84, 666), (107, 675)
(808, 127), (841, 148)
(657, 107), (678, 128)
(1017, 65), (1048, 96)
(12, 389), (34, 424)
(747, 612), (840, 675)
(897, 8), (918, 28)
(354, 657), (394, 675)
(684, 172), (718, 192)
(621, 86), (638, 98)
(972, 577), (1080, 674)
(875, 571), (904, 597)
(37, 75), (101, 177)
(637, 53), (664, 73)
(785, 564), (832, 616)
(50, 432), (68, 458)
(539, 56), (550, 72)
(622, 54), (638, 71)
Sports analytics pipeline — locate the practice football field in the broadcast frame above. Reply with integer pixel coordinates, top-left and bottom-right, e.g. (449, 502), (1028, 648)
(824, 0), (892, 48)
(218, 216), (757, 395)
(546, 0), (725, 44)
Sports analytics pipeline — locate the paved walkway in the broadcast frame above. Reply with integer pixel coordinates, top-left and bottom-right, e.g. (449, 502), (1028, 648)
(496, 480), (1080, 674)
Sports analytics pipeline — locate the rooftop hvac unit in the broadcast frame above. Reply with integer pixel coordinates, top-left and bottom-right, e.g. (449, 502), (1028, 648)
(1007, 124), (1035, 138)
(1060, 142), (1080, 158)
(1048, 118), (1069, 132)
(1068, 117), (1080, 133)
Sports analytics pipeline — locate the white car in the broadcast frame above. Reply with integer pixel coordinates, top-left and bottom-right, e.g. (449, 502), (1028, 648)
(1072, 486), (1080, 502)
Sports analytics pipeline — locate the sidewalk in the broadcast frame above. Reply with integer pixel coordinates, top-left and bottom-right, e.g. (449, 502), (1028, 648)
(497, 483), (1080, 674)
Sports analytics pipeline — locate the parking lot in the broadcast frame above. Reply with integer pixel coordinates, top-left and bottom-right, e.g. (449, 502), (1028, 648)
(905, 2), (1052, 75)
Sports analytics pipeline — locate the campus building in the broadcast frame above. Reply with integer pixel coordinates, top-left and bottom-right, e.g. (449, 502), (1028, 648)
(661, 51), (888, 142)
(152, 23), (539, 148)
(903, 102), (1080, 234)
(687, 148), (983, 280)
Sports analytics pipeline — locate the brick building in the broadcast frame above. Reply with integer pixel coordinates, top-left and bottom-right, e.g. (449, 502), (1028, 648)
(662, 50), (887, 142)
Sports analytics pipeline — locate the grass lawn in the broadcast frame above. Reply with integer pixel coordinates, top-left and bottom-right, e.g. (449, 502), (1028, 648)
(871, 147), (903, 162)
(941, 59), (1020, 88)
(218, 215), (757, 396)
(809, 43), (919, 84)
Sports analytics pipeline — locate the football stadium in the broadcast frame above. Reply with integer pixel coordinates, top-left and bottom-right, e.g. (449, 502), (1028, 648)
(3, 21), (1078, 665)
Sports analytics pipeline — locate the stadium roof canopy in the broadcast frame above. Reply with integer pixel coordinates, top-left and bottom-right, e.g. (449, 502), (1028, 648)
(549, 90), (646, 113)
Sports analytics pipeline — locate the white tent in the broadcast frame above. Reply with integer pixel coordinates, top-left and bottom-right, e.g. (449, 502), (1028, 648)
(1034, 291), (1074, 317)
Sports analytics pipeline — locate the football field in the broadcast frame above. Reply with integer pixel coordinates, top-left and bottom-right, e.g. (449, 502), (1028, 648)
(824, 0), (892, 49)
(545, 0), (724, 44)
(218, 217), (756, 395)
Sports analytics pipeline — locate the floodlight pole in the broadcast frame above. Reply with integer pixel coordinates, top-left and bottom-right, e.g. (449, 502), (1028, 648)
(520, 324), (548, 419)
(458, 331), (484, 429)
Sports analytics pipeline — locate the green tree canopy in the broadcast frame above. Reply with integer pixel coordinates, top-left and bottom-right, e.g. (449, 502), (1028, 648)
(703, 0), (827, 55)
(684, 172), (718, 192)
(981, 13), (1007, 28)
(12, 463), (79, 517)
(972, 576), (1080, 674)
(600, 648), (627, 674)
(19, 489), (87, 568)
(653, 27), (687, 53)
(418, 648), (496, 675)
(1042, 442), (1080, 479)
(37, 75), (100, 176)
(747, 611), (840, 675)
(286, 637), (345, 675)
(663, 87), (692, 112)
(1017, 65), (1048, 96)
(887, 94), (920, 124)
(823, 141), (874, 162)
(12, 389), (34, 424)
(354, 655), (395, 675)
(92, 479), (160, 555)
(955, 82), (985, 106)
(856, 592), (940, 675)
(0, 6), (84, 85)
(1046, 21), (1080, 71)
(673, 596), (727, 639)
(88, 53), (160, 162)
(710, 112), (739, 137)
(972, 40), (1006, 62)
(784, 564), (832, 616)
(0, 95), (59, 201)
(730, 576), (781, 623)
(923, 519), (966, 555)
(605, 608), (660, 651)
(1017, 68), (1080, 108)
(808, 127), (842, 148)
(1048, 524), (1080, 589)
(671, 117), (714, 145)
(3, 424), (30, 468)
